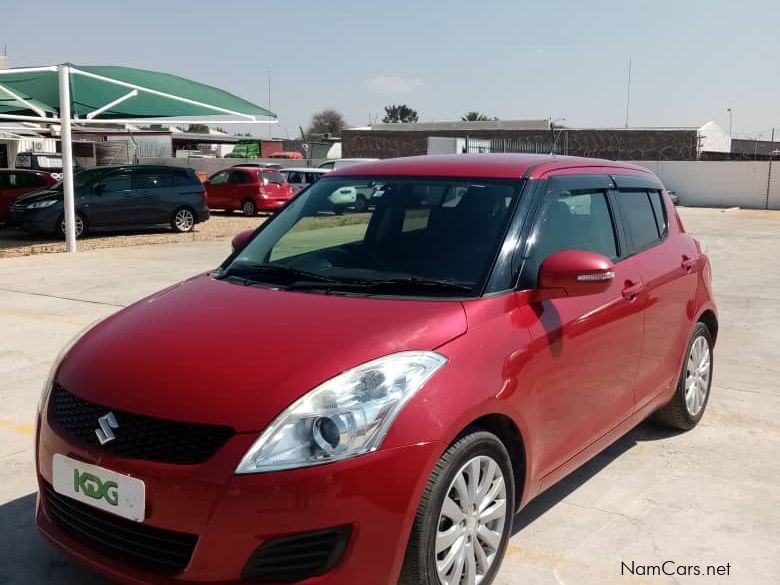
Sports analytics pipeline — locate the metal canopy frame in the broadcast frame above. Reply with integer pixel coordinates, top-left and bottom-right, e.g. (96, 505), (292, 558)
(0, 64), (276, 252)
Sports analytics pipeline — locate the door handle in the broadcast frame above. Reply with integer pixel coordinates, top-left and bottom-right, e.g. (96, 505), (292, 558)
(621, 281), (643, 300)
(681, 255), (696, 272)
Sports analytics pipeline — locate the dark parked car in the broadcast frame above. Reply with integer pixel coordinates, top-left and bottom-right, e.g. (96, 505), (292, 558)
(36, 155), (716, 585)
(9, 165), (209, 238)
(0, 169), (58, 223)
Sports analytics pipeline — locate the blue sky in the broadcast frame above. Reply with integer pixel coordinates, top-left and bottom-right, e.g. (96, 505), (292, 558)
(2, 0), (778, 139)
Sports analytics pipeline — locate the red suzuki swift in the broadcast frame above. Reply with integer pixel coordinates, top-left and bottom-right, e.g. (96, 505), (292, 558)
(35, 155), (717, 585)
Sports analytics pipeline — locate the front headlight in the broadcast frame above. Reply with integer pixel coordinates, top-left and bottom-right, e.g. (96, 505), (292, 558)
(26, 200), (57, 209)
(235, 351), (447, 474)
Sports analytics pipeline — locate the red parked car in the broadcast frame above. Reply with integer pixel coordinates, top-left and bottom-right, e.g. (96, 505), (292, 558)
(0, 169), (57, 222)
(36, 155), (717, 585)
(204, 166), (293, 215)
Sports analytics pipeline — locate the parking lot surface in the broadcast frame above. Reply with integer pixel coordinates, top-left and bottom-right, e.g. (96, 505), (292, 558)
(0, 208), (777, 584)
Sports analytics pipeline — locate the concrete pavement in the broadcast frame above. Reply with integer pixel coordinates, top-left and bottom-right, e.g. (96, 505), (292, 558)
(0, 209), (777, 584)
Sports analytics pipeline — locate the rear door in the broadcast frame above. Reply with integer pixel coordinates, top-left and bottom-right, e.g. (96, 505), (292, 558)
(88, 171), (135, 228)
(132, 170), (174, 225)
(612, 184), (697, 408)
(519, 175), (644, 479)
(228, 169), (256, 209)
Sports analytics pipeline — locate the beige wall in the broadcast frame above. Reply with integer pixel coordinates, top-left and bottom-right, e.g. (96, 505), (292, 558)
(633, 161), (780, 210)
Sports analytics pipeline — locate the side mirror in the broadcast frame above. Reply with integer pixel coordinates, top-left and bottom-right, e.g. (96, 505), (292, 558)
(231, 229), (254, 252)
(538, 250), (615, 298)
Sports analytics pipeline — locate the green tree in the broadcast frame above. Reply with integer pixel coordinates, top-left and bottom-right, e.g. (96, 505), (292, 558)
(382, 104), (419, 123)
(307, 109), (348, 136)
(461, 111), (492, 121)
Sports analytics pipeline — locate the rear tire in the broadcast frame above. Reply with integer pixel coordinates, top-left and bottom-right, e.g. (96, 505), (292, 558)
(399, 431), (515, 585)
(653, 322), (713, 430)
(171, 207), (195, 233)
(241, 199), (257, 216)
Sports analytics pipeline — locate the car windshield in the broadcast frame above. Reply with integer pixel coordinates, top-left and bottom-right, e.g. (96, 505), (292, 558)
(220, 176), (523, 297)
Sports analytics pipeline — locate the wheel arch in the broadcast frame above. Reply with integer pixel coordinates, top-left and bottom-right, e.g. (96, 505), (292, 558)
(697, 309), (718, 344)
(457, 413), (528, 509)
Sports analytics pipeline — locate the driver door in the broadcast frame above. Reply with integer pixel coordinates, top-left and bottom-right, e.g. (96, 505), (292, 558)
(88, 171), (136, 228)
(519, 175), (645, 482)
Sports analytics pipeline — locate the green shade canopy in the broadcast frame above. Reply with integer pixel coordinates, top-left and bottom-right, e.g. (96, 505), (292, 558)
(0, 64), (275, 120)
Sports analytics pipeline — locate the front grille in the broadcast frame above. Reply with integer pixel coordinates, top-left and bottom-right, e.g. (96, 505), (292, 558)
(44, 483), (197, 574)
(48, 384), (233, 465)
(242, 526), (351, 582)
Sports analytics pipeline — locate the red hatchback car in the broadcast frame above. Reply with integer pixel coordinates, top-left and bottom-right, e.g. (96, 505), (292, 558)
(205, 166), (293, 215)
(36, 155), (717, 585)
(0, 169), (57, 222)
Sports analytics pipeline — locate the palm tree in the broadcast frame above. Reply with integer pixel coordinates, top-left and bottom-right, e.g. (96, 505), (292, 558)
(382, 104), (419, 123)
(461, 112), (491, 122)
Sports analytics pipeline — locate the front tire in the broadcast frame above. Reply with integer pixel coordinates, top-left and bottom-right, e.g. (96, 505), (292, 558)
(400, 431), (515, 585)
(58, 213), (86, 239)
(354, 195), (368, 212)
(653, 322), (714, 430)
(171, 207), (195, 233)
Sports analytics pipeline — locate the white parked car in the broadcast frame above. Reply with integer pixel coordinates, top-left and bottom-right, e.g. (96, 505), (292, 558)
(317, 158), (379, 171)
(280, 168), (329, 195)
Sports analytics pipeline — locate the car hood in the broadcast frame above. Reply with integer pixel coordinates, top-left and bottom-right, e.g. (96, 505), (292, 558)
(57, 275), (467, 432)
(13, 189), (62, 205)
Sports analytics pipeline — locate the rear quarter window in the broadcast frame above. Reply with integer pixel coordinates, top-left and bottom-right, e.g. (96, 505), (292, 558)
(133, 171), (173, 190)
(172, 169), (201, 186)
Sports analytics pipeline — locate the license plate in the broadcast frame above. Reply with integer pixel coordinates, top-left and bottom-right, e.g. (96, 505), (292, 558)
(52, 454), (145, 522)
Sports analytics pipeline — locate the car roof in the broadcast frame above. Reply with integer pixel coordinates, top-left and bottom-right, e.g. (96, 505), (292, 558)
(0, 168), (51, 174)
(328, 154), (654, 180)
(279, 167), (328, 173)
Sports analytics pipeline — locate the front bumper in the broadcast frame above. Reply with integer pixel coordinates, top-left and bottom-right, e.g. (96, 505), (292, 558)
(36, 412), (440, 585)
(8, 205), (60, 232)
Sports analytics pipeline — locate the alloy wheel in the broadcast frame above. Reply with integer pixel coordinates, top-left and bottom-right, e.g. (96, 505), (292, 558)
(175, 209), (195, 232)
(61, 215), (84, 238)
(435, 455), (508, 585)
(685, 335), (711, 416)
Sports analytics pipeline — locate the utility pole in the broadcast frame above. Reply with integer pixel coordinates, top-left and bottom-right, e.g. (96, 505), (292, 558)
(766, 127), (775, 210)
(727, 108), (733, 137)
(624, 54), (632, 128)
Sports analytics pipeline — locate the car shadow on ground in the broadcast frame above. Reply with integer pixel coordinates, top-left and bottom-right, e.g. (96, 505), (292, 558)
(512, 421), (681, 534)
(0, 492), (109, 584)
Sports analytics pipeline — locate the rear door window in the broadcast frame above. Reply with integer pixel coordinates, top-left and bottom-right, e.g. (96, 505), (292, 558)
(230, 171), (252, 184)
(616, 191), (662, 253)
(133, 171), (173, 190)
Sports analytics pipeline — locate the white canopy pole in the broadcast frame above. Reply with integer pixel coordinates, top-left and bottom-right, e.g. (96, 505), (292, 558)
(58, 64), (77, 252)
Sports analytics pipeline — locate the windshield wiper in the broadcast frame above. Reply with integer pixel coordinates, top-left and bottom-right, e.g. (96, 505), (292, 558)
(287, 277), (473, 295)
(218, 263), (335, 284)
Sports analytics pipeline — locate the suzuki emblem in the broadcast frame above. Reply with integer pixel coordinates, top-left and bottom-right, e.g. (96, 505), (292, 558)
(95, 412), (119, 445)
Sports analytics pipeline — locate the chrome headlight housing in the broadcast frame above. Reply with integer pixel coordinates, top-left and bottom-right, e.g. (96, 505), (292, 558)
(26, 200), (57, 209)
(235, 351), (447, 474)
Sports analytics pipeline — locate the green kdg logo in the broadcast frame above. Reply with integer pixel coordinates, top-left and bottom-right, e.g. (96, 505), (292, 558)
(73, 469), (119, 506)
